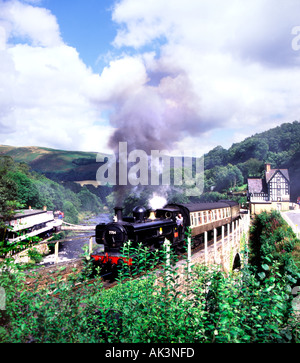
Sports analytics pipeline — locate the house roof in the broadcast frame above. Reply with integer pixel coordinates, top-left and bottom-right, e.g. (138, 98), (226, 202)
(248, 178), (268, 194)
(265, 169), (290, 183)
(248, 168), (290, 194)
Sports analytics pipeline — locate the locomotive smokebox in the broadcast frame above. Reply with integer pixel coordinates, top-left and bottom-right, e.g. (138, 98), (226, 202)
(133, 206), (147, 223)
(114, 207), (123, 222)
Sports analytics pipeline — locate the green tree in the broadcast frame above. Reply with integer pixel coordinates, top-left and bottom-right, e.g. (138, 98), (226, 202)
(228, 138), (269, 164)
(78, 187), (103, 214)
(7, 171), (39, 208)
(204, 145), (229, 169)
(214, 164), (243, 192)
(0, 157), (20, 225)
(237, 158), (264, 181)
(62, 201), (79, 224)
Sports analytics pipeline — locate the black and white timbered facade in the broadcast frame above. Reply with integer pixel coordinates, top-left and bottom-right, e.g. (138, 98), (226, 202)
(247, 164), (290, 213)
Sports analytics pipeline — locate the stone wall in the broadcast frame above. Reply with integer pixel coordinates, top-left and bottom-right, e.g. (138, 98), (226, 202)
(13, 244), (50, 264)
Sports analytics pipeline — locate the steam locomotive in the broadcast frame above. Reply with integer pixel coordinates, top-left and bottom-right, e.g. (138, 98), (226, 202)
(91, 201), (240, 275)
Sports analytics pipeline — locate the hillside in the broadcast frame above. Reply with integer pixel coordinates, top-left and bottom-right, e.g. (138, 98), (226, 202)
(1, 120), (300, 202)
(0, 145), (109, 182)
(204, 120), (300, 201)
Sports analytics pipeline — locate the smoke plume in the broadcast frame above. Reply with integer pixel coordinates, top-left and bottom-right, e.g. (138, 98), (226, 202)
(107, 66), (204, 206)
(108, 71), (202, 153)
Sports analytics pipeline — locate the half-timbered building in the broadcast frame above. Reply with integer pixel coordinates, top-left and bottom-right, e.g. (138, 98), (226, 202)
(247, 163), (290, 214)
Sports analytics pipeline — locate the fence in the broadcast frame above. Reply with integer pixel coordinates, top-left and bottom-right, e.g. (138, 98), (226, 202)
(167, 212), (251, 275)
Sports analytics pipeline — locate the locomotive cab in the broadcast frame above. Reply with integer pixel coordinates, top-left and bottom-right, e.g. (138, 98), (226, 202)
(155, 206), (180, 221)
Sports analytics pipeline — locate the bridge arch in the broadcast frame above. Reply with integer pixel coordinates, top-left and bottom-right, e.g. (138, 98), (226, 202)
(232, 253), (241, 271)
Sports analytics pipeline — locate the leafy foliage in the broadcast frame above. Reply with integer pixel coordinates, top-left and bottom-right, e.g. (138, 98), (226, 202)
(0, 156), (103, 225)
(203, 120), (300, 199)
(0, 225), (299, 343)
(249, 211), (300, 281)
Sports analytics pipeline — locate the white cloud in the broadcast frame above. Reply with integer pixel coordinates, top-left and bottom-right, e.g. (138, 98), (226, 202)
(108, 0), (300, 152)
(0, 0), (62, 47)
(0, 0), (116, 152)
(82, 55), (149, 104)
(1, 0), (300, 157)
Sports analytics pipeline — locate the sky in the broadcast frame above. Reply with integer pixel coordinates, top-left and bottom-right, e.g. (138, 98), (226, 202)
(1, 0), (300, 156)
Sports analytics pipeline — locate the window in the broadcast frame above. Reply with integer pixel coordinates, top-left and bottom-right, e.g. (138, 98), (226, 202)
(203, 211), (207, 224)
(198, 212), (202, 225)
(191, 214), (194, 226)
(208, 211), (212, 222)
(194, 213), (198, 226)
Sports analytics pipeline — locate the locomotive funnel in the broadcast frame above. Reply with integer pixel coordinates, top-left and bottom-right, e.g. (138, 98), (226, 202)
(114, 207), (123, 222)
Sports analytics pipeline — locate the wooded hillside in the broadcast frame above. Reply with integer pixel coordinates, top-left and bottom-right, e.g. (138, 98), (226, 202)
(204, 121), (300, 201)
(1, 120), (300, 205)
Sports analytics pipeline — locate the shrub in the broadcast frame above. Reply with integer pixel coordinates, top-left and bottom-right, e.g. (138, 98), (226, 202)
(0, 231), (299, 343)
(249, 210), (300, 281)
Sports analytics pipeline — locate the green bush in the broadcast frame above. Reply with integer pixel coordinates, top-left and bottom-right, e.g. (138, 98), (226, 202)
(27, 248), (44, 264)
(0, 231), (299, 343)
(249, 211), (300, 282)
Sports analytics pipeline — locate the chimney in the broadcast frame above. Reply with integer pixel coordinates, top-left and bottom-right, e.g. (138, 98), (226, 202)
(265, 163), (271, 173)
(114, 207), (123, 222)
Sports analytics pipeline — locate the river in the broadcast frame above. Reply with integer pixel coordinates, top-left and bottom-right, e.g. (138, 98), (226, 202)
(40, 213), (111, 266)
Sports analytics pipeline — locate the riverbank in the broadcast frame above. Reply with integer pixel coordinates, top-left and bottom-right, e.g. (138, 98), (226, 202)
(38, 213), (110, 266)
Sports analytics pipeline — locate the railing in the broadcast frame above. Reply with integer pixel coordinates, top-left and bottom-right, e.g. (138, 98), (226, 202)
(250, 193), (269, 202)
(61, 221), (96, 231)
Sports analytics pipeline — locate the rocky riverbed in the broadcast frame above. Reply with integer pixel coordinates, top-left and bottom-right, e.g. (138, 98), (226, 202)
(40, 214), (110, 266)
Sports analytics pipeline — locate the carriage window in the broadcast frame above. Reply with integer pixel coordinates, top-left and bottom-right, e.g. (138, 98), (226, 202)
(193, 213), (197, 226)
(208, 211), (211, 222)
(198, 212), (202, 225)
(203, 211), (207, 224)
(220, 209), (223, 219)
(191, 214), (194, 226)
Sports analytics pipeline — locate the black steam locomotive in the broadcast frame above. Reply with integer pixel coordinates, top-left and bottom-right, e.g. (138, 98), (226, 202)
(91, 201), (240, 274)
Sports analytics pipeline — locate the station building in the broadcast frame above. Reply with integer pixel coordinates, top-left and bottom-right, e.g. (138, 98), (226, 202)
(247, 163), (291, 215)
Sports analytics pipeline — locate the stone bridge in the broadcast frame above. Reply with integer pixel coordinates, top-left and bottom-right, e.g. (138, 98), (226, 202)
(176, 212), (251, 275)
